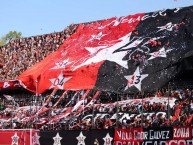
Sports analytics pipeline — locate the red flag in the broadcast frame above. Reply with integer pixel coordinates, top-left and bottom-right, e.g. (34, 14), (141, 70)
(85, 90), (101, 107)
(71, 90), (90, 112)
(70, 90), (101, 119)
(187, 115), (193, 124)
(53, 90), (68, 107)
(35, 89), (57, 114)
(49, 107), (72, 123)
(175, 108), (181, 118)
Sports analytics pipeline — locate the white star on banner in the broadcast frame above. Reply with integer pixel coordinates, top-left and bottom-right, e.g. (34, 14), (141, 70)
(61, 50), (67, 57)
(11, 133), (19, 145)
(32, 132), (40, 145)
(88, 32), (108, 41)
(103, 133), (113, 145)
(85, 46), (107, 55)
(53, 133), (62, 145)
(157, 22), (177, 32)
(148, 47), (169, 60)
(76, 132), (86, 145)
(124, 67), (148, 91)
(74, 33), (134, 70)
(49, 72), (71, 89)
(51, 59), (70, 69)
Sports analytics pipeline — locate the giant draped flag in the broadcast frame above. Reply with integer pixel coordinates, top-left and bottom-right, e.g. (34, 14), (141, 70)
(17, 6), (193, 94)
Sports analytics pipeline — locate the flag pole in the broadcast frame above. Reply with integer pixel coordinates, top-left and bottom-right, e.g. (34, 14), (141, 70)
(35, 80), (38, 129)
(91, 90), (100, 129)
(116, 87), (122, 128)
(168, 82), (171, 121)
(91, 101), (95, 129)
(115, 92), (119, 128)
(141, 90), (144, 128)
(11, 97), (15, 129)
(29, 98), (32, 128)
(10, 102), (13, 129)
(68, 91), (79, 130)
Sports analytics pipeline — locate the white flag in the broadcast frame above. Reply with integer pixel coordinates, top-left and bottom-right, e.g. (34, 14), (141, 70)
(3, 94), (13, 101)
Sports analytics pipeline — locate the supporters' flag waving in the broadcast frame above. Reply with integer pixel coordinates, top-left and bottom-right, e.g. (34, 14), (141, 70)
(18, 6), (193, 94)
(72, 90), (90, 112)
(3, 94), (14, 101)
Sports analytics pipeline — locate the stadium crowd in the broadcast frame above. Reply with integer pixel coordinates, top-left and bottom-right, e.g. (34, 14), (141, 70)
(0, 24), (78, 81)
(67, 88), (193, 130)
(0, 22), (192, 131)
(0, 88), (193, 130)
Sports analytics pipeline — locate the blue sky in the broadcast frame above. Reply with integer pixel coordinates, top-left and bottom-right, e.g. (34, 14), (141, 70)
(1, 0), (193, 37)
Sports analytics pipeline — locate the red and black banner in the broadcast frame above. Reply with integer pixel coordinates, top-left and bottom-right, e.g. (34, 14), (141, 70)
(0, 129), (39, 145)
(0, 80), (21, 90)
(173, 126), (192, 140)
(39, 129), (114, 145)
(0, 127), (192, 145)
(114, 126), (193, 145)
(17, 6), (193, 94)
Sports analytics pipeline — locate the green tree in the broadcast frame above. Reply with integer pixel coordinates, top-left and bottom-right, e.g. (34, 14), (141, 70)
(0, 31), (22, 46)
(0, 36), (6, 46)
(5, 31), (22, 42)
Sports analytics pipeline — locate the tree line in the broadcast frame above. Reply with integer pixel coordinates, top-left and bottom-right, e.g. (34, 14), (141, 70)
(0, 31), (22, 46)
